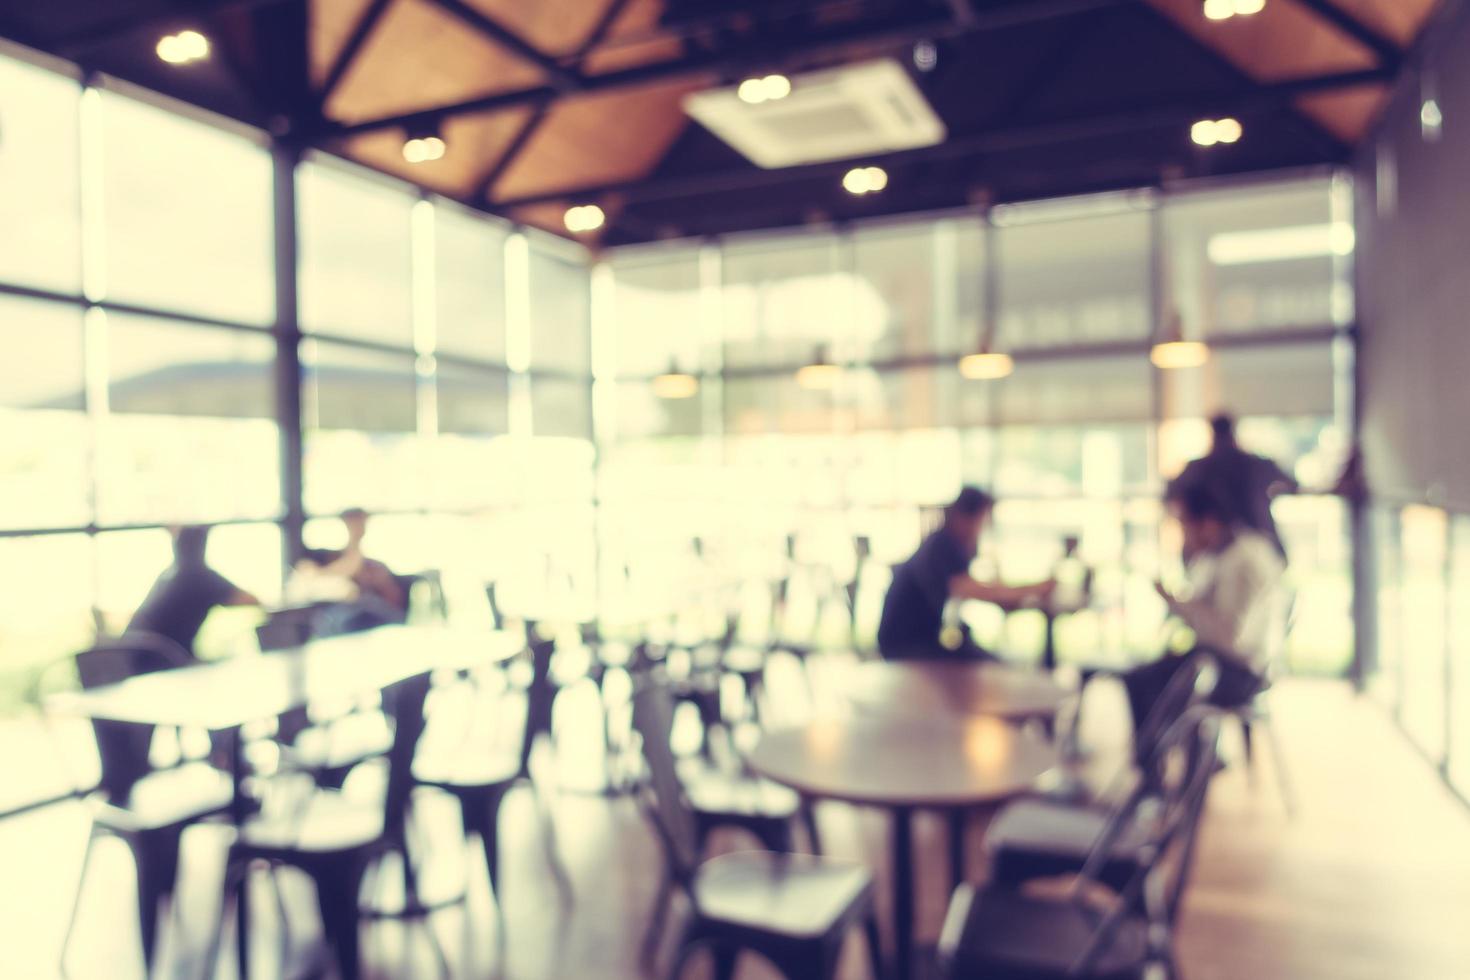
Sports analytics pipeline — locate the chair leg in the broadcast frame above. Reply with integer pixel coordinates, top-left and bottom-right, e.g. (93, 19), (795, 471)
(131, 826), (184, 973)
(864, 911), (885, 980)
(460, 789), (509, 915)
(59, 826), (102, 978)
(711, 943), (740, 980)
(310, 856), (368, 980)
(800, 802), (823, 856)
(1239, 717), (1255, 775)
(1261, 716), (1296, 817)
(641, 871), (674, 967)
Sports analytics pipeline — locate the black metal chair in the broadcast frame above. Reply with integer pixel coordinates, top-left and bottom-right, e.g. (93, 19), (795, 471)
(209, 672), (435, 980)
(985, 653), (1218, 900)
(33, 633), (234, 978)
(631, 680), (881, 980)
(938, 706), (1224, 980)
(412, 634), (572, 917)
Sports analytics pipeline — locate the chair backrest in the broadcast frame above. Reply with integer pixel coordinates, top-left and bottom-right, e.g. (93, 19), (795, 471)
(630, 680), (701, 885)
(256, 604), (324, 652)
(1134, 651), (1218, 776)
(74, 632), (193, 803)
(1071, 706), (1222, 974)
(379, 671), (432, 838)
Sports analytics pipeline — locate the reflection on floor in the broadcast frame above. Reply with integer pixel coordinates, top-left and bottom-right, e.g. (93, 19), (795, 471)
(2, 657), (1468, 980)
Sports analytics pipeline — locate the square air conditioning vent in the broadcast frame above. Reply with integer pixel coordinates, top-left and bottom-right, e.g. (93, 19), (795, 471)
(682, 58), (946, 169)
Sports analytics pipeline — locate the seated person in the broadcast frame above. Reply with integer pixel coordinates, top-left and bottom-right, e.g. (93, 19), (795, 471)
(876, 486), (1054, 661)
(287, 508), (408, 636)
(1124, 485), (1286, 746)
(128, 524), (260, 658)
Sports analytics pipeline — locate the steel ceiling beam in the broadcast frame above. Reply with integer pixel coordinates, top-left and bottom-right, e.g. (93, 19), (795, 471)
(470, 0), (638, 202)
(427, 0), (582, 92)
(492, 67), (1390, 208)
(53, 0), (300, 56)
(316, 0), (394, 110)
(323, 0), (1145, 137)
(1292, 0), (1402, 70)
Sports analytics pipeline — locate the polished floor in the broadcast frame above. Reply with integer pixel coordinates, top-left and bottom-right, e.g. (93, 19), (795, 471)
(3, 657), (1469, 980)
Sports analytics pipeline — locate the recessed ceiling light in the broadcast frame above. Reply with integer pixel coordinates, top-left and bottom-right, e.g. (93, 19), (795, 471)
(1191, 118), (1241, 146)
(1203, 0), (1265, 20)
(564, 204), (605, 233)
(1421, 99), (1443, 141)
(737, 74), (791, 105)
(157, 29), (209, 65)
(402, 134), (446, 163)
(842, 166), (888, 195)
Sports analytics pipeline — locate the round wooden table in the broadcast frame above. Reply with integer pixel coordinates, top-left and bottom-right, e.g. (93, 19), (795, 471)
(844, 661), (1070, 724)
(744, 716), (1058, 980)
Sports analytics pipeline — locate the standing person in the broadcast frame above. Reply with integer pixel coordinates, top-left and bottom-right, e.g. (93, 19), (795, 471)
(127, 525), (260, 657)
(1124, 485), (1286, 745)
(1168, 413), (1298, 561)
(876, 487), (1054, 661)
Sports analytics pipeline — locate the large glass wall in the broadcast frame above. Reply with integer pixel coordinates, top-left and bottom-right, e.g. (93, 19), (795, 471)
(597, 176), (1355, 671)
(0, 47), (593, 815)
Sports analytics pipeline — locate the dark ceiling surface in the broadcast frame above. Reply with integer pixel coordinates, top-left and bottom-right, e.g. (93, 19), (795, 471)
(0, 0), (1442, 245)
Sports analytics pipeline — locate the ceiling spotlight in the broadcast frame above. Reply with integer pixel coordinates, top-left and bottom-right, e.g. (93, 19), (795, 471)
(402, 132), (446, 164)
(737, 73), (791, 105)
(1191, 118), (1241, 147)
(156, 29), (209, 65)
(1421, 98), (1443, 141)
(1150, 313), (1210, 370)
(563, 204), (605, 234)
(842, 166), (888, 195)
(1204, 0), (1265, 20)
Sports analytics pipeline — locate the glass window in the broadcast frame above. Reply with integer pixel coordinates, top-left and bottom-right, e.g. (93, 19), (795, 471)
(849, 221), (943, 362)
(302, 340), (422, 513)
(1399, 504), (1448, 761)
(0, 296), (89, 528)
(297, 160), (414, 346)
(97, 312), (279, 524)
(434, 203), (508, 362)
(722, 233), (843, 370)
(1449, 516), (1470, 797)
(616, 381), (703, 439)
(435, 361), (509, 436)
(527, 243), (590, 375)
(992, 355), (1154, 426)
(1164, 177), (1350, 337)
(844, 366), (952, 431)
(1161, 341), (1337, 422)
(995, 205), (1151, 349)
(0, 534), (94, 719)
(0, 53), (81, 294)
(531, 376), (591, 438)
(724, 374), (835, 435)
(100, 92), (273, 324)
(1370, 506), (1402, 709)
(608, 250), (703, 378)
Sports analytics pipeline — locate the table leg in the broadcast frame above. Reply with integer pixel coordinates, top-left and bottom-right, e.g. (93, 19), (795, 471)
(227, 725), (248, 824)
(891, 807), (915, 980)
(1043, 610), (1058, 671)
(228, 725), (250, 978)
(948, 809), (966, 891)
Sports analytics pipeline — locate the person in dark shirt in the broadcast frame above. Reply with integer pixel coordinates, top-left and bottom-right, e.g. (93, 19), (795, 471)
(127, 525), (260, 657)
(1168, 413), (1298, 561)
(877, 487), (1055, 661)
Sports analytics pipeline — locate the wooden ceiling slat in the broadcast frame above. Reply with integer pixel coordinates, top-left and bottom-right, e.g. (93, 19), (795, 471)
(461, 0), (613, 57)
(581, 0), (684, 75)
(489, 76), (708, 203)
(310, 0), (379, 86)
(1296, 83), (1391, 143)
(325, 0), (547, 123)
(1144, 0), (1377, 81)
(1313, 0), (1439, 47)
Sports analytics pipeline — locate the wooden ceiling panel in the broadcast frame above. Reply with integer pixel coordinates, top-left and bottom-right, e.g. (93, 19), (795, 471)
(582, 0), (684, 75)
(334, 107), (533, 197)
(1318, 0), (1439, 47)
(462, 0), (613, 57)
(1295, 83), (1391, 143)
(489, 77), (707, 202)
(324, 0), (546, 124)
(1144, 0), (1377, 81)
(509, 201), (582, 238)
(310, 0), (380, 86)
